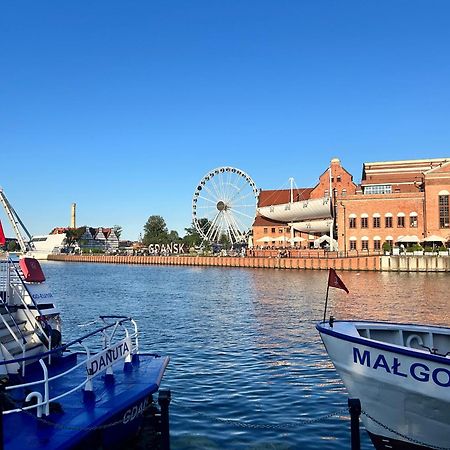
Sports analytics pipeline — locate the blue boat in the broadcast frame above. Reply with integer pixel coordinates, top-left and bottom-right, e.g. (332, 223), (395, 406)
(0, 256), (169, 450)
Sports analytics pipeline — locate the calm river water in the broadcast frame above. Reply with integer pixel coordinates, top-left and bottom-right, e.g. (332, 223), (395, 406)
(41, 262), (449, 450)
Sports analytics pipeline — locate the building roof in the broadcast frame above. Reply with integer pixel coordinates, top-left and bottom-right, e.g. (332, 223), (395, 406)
(253, 215), (287, 226)
(362, 157), (450, 185)
(258, 188), (313, 207)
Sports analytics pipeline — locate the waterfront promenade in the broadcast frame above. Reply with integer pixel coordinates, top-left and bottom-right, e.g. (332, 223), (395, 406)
(48, 254), (450, 272)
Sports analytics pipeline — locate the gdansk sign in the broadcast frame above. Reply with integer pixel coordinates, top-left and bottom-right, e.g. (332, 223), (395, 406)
(148, 243), (186, 254)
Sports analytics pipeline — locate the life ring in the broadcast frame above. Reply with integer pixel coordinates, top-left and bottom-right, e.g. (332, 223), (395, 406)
(406, 334), (424, 348)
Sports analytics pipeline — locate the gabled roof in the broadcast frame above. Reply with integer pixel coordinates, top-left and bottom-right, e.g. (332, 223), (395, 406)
(253, 215), (287, 226)
(361, 157), (450, 185)
(258, 188), (313, 207)
(424, 160), (450, 175)
(362, 158), (450, 182)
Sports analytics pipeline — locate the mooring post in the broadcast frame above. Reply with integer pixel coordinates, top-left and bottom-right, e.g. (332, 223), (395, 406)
(158, 389), (171, 450)
(0, 377), (6, 450)
(348, 398), (361, 450)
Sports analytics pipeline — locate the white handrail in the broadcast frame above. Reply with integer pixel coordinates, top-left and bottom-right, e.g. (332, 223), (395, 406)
(3, 319), (138, 417)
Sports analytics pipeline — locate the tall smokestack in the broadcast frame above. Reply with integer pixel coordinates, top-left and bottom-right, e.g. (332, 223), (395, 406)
(71, 203), (76, 228)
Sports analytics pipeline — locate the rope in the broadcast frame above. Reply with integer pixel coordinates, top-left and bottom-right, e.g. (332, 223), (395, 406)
(172, 400), (348, 431)
(5, 393), (156, 432)
(362, 410), (450, 450)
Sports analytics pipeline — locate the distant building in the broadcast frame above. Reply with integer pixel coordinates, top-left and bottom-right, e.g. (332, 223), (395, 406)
(253, 157), (450, 251)
(52, 226), (119, 251)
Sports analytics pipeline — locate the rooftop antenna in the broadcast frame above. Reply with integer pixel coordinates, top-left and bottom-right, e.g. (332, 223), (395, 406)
(0, 188), (35, 253)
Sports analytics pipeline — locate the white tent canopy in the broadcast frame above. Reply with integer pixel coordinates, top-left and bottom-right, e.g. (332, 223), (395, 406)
(313, 235), (338, 249)
(255, 236), (273, 243)
(290, 236), (306, 243)
(397, 235), (420, 243)
(423, 235), (446, 243)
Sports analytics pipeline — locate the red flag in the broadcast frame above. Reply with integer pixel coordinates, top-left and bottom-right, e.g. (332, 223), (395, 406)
(0, 219), (5, 246)
(328, 268), (349, 294)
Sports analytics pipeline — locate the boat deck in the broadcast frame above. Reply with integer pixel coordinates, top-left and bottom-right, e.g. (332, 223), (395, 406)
(4, 353), (169, 450)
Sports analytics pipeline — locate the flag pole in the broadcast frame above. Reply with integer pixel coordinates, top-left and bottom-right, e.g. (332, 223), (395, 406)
(323, 274), (330, 323)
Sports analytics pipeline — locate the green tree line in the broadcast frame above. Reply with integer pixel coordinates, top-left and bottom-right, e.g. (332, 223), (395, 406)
(142, 215), (211, 248)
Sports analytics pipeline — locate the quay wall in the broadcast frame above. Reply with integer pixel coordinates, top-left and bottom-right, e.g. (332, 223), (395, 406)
(47, 254), (450, 272)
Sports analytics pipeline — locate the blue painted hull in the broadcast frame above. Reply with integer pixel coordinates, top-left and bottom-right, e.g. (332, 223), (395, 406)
(4, 353), (169, 450)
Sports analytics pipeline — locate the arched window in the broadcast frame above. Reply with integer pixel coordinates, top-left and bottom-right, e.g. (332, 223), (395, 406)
(373, 236), (381, 250)
(373, 213), (381, 228)
(397, 212), (405, 228)
(385, 213), (393, 228)
(439, 191), (450, 228)
(409, 212), (418, 228)
(361, 236), (369, 251)
(361, 213), (368, 228)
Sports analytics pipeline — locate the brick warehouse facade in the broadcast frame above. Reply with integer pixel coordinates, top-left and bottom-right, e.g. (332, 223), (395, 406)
(253, 157), (450, 252)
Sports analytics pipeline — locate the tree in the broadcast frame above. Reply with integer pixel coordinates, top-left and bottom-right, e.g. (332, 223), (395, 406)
(219, 233), (231, 249)
(113, 225), (123, 239)
(65, 227), (86, 247)
(168, 230), (180, 241)
(7, 241), (17, 252)
(183, 218), (210, 248)
(142, 216), (169, 245)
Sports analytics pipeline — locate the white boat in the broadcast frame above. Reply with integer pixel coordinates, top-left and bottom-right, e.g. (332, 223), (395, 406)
(0, 189), (66, 259)
(28, 233), (67, 259)
(317, 320), (450, 450)
(291, 218), (334, 233)
(257, 196), (332, 223)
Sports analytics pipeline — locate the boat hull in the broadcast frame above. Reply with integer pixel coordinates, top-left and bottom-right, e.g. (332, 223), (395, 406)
(317, 321), (450, 450)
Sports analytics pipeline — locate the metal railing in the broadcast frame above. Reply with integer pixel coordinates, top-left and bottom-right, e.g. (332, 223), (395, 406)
(0, 259), (52, 376)
(2, 317), (138, 418)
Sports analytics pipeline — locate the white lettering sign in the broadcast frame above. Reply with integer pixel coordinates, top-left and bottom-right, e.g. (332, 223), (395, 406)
(148, 243), (185, 254)
(27, 283), (54, 302)
(122, 397), (150, 424)
(86, 337), (132, 377)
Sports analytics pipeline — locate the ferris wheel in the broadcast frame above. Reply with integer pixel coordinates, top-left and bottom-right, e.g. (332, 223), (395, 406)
(192, 166), (259, 245)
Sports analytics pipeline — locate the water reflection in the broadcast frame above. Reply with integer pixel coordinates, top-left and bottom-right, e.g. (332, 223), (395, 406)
(41, 262), (449, 449)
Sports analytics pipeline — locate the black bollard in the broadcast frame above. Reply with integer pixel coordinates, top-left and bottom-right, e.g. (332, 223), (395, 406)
(0, 377), (6, 450)
(158, 389), (171, 450)
(348, 398), (361, 450)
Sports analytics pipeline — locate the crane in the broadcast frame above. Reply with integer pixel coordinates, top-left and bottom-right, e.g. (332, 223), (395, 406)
(0, 188), (35, 253)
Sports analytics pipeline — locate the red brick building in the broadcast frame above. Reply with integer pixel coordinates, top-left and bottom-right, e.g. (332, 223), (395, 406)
(253, 157), (450, 252)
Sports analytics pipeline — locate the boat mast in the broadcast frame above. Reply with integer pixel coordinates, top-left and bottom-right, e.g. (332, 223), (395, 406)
(0, 188), (34, 252)
(329, 165), (335, 251)
(289, 177), (294, 245)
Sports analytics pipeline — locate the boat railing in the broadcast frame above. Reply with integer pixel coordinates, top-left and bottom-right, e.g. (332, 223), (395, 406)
(2, 317), (138, 418)
(1, 259), (52, 376)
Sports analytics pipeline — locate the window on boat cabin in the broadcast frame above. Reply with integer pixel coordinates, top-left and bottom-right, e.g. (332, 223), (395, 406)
(439, 194), (449, 228)
(374, 240), (381, 250)
(350, 240), (357, 250)
(397, 216), (405, 228)
(361, 217), (368, 228)
(385, 216), (393, 228)
(349, 217), (356, 228)
(373, 217), (380, 228)
(361, 240), (369, 251)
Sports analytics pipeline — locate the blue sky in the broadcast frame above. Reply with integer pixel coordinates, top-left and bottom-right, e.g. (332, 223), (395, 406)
(1, 1), (450, 240)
